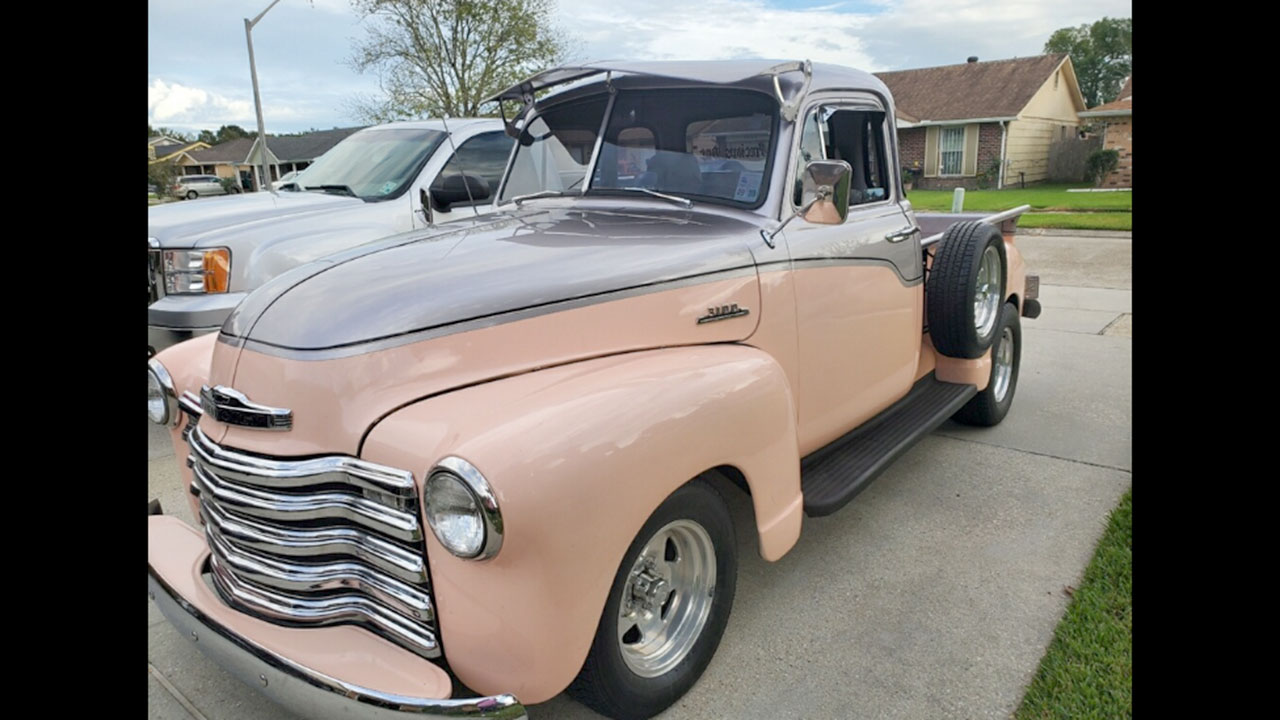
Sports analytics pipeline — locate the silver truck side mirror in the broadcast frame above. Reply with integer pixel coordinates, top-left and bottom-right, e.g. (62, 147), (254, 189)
(799, 160), (852, 225)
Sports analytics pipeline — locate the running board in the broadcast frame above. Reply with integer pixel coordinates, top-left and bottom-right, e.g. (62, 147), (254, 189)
(801, 374), (976, 517)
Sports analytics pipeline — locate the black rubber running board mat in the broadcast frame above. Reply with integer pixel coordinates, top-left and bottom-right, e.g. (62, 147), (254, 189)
(801, 374), (976, 517)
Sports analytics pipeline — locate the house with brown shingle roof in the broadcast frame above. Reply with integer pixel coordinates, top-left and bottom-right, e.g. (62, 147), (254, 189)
(875, 54), (1086, 189)
(179, 127), (365, 191)
(1078, 76), (1131, 188)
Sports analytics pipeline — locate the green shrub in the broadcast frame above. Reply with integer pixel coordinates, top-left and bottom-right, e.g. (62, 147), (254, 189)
(1086, 149), (1120, 186)
(148, 162), (178, 199)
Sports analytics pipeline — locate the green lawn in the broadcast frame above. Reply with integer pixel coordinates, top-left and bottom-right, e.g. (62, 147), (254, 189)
(1018, 213), (1132, 232)
(1015, 490), (1132, 720)
(906, 184), (1132, 213)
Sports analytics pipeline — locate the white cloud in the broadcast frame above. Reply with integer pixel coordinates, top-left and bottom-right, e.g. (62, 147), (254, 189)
(148, 78), (254, 128)
(557, 0), (876, 69)
(555, 0), (1131, 72)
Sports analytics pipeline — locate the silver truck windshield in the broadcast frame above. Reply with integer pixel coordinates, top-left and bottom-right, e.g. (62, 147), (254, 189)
(298, 127), (445, 201)
(500, 88), (778, 209)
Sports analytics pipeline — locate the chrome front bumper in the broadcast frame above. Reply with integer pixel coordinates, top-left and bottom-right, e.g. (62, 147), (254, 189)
(148, 517), (527, 720)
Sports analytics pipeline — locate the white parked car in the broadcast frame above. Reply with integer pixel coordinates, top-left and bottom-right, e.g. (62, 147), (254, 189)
(148, 118), (512, 353)
(271, 169), (304, 191)
(173, 174), (238, 200)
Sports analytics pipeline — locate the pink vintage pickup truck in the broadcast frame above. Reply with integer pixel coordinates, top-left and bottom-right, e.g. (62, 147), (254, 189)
(147, 60), (1040, 720)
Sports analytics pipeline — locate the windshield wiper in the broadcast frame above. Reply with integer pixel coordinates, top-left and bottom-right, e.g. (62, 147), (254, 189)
(511, 190), (565, 207)
(303, 184), (359, 198)
(619, 187), (693, 209)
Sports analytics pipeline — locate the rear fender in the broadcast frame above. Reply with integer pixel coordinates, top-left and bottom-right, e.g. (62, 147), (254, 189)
(361, 344), (802, 703)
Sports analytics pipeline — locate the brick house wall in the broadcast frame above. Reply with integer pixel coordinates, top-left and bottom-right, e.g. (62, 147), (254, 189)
(1101, 117), (1132, 188)
(898, 122), (1005, 190)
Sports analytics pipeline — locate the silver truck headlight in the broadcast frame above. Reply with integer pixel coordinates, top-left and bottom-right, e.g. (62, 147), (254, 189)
(147, 358), (178, 425)
(424, 457), (504, 560)
(162, 248), (230, 294)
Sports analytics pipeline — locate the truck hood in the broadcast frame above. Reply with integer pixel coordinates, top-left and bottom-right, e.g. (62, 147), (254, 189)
(224, 205), (764, 355)
(148, 191), (366, 248)
(202, 203), (767, 456)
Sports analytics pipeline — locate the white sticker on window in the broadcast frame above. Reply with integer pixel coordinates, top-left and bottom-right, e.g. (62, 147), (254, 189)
(734, 171), (762, 202)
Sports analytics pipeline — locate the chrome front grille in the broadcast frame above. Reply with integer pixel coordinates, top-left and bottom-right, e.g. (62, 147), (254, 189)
(148, 244), (163, 304)
(185, 424), (440, 658)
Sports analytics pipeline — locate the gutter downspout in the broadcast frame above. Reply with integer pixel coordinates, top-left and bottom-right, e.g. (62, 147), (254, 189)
(997, 120), (1009, 190)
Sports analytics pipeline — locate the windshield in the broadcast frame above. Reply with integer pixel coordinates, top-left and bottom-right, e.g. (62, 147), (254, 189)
(298, 127), (445, 201)
(499, 88), (778, 209)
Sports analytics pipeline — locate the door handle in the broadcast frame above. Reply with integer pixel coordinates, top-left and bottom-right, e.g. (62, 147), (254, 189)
(885, 226), (918, 243)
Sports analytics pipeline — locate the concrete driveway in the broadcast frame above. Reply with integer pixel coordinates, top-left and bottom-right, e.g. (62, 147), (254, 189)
(148, 229), (1132, 719)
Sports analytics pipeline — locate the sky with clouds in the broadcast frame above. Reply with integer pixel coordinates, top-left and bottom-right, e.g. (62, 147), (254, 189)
(148, 0), (1131, 135)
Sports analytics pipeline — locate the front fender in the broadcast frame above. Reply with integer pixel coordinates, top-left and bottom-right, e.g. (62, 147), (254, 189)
(361, 344), (802, 704)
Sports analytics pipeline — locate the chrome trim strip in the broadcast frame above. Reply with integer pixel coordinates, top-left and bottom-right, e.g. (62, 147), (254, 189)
(148, 358), (180, 426)
(189, 426), (416, 497)
(179, 391), (203, 417)
(236, 264), (761, 361)
(201, 385), (294, 431)
(200, 499), (428, 584)
(150, 569), (524, 718)
(204, 525), (434, 622)
(920, 204), (1032, 248)
(428, 456), (504, 561)
(190, 462), (423, 543)
(207, 553), (441, 658)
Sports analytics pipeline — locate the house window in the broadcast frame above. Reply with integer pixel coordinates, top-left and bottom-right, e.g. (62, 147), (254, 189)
(939, 126), (964, 175)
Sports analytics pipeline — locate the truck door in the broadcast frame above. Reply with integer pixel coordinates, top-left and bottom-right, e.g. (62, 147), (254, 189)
(785, 99), (925, 454)
(416, 130), (515, 227)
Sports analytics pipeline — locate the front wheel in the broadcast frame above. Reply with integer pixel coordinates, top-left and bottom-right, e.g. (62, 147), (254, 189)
(567, 477), (737, 720)
(953, 302), (1021, 426)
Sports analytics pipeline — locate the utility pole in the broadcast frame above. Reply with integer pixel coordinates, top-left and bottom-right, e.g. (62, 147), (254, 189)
(244, 0), (283, 195)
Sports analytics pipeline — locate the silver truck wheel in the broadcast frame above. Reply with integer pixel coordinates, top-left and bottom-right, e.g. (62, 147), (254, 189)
(617, 519), (717, 678)
(568, 477), (737, 720)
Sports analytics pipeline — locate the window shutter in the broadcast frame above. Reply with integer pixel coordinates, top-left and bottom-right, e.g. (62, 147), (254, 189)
(924, 126), (939, 177)
(963, 124), (980, 176)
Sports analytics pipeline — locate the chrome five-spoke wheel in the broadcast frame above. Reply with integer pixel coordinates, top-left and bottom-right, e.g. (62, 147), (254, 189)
(618, 519), (717, 678)
(992, 326), (1014, 402)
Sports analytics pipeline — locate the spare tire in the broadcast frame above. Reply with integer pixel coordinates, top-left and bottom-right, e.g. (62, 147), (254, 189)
(927, 221), (1007, 358)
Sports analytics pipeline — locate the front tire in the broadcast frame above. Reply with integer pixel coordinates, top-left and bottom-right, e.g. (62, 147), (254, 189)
(953, 302), (1021, 426)
(567, 477), (737, 720)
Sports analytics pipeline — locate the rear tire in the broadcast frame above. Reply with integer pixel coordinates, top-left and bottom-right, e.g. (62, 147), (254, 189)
(953, 302), (1021, 426)
(186, 190), (198, 200)
(927, 221), (1007, 358)
(567, 477), (737, 720)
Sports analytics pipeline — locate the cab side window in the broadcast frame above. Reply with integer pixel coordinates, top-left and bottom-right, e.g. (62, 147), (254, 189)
(793, 106), (890, 208)
(431, 131), (516, 203)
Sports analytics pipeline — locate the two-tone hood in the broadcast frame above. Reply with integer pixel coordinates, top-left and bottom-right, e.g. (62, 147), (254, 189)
(224, 205), (766, 357)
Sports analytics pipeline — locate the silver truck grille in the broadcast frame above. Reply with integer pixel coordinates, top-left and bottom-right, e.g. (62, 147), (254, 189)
(185, 424), (440, 658)
(148, 247), (163, 304)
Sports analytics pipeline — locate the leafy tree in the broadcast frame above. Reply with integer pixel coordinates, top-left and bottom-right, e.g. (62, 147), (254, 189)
(198, 129), (218, 145)
(215, 124), (252, 144)
(347, 0), (569, 121)
(151, 126), (193, 143)
(148, 160), (179, 199)
(1044, 17), (1132, 108)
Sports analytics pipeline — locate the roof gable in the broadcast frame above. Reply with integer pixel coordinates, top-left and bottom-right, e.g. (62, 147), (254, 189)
(875, 53), (1069, 122)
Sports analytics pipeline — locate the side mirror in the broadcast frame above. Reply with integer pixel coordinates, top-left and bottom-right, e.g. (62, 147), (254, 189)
(430, 174), (491, 212)
(799, 160), (852, 225)
(419, 187), (433, 225)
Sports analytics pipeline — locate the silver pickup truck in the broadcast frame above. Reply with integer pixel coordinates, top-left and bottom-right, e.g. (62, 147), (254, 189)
(147, 118), (512, 354)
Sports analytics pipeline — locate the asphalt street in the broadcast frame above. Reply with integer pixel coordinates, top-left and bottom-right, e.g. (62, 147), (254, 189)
(147, 228), (1133, 720)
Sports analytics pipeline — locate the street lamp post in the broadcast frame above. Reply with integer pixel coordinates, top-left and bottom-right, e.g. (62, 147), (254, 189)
(244, 0), (284, 195)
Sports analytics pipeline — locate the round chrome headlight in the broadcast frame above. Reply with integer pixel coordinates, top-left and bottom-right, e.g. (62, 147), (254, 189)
(147, 359), (177, 425)
(423, 457), (504, 560)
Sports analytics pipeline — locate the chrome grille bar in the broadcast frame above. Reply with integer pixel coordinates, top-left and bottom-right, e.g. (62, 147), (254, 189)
(204, 523), (434, 621)
(190, 460), (423, 543)
(183, 417), (440, 659)
(200, 498), (428, 584)
(209, 553), (439, 657)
